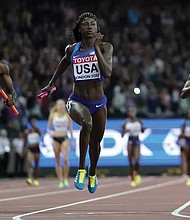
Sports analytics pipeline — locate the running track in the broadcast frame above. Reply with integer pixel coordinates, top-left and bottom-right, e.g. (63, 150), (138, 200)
(0, 176), (190, 220)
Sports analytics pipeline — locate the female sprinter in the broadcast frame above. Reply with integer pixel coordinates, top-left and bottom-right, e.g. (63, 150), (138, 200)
(121, 107), (145, 187)
(181, 74), (190, 185)
(47, 99), (74, 188)
(178, 109), (190, 185)
(24, 117), (42, 186)
(41, 12), (113, 193)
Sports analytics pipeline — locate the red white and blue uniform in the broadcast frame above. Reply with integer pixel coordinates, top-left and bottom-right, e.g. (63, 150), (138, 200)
(66, 42), (107, 115)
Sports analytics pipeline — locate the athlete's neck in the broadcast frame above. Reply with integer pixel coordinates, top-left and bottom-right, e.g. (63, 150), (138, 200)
(80, 39), (94, 51)
(129, 117), (135, 122)
(57, 110), (64, 116)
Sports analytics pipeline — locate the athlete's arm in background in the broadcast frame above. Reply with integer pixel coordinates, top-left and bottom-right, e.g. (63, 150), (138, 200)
(23, 130), (28, 149)
(0, 61), (16, 106)
(121, 122), (128, 137)
(181, 74), (190, 99)
(47, 113), (53, 135)
(139, 118), (145, 133)
(37, 128), (42, 136)
(22, 130), (29, 160)
(179, 123), (185, 139)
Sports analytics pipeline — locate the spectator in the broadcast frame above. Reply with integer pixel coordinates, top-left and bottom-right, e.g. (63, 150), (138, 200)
(12, 131), (25, 177)
(0, 129), (10, 177)
(110, 85), (127, 117)
(0, 0), (190, 120)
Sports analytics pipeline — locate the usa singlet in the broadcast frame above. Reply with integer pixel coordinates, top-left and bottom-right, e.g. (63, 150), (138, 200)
(71, 42), (104, 82)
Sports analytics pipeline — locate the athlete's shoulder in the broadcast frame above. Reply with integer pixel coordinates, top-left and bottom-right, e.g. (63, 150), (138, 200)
(0, 60), (10, 75)
(0, 60), (8, 65)
(101, 42), (113, 51)
(65, 43), (77, 55)
(52, 111), (58, 117)
(102, 42), (113, 47)
(36, 128), (41, 134)
(24, 129), (29, 134)
(24, 128), (31, 135)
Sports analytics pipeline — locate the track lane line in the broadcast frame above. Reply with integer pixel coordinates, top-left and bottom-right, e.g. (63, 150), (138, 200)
(12, 177), (184, 220)
(1, 177), (153, 202)
(0, 176), (125, 194)
(171, 200), (190, 218)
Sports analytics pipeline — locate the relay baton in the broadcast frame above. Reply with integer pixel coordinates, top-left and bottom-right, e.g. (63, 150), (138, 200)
(0, 89), (19, 116)
(37, 86), (56, 100)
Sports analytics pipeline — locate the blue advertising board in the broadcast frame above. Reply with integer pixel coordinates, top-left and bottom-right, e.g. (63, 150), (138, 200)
(34, 119), (184, 168)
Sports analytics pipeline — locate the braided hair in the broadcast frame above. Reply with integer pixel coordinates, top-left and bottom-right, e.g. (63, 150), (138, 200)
(73, 12), (100, 42)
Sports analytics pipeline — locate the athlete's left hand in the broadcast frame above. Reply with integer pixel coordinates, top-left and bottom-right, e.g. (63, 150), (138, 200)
(93, 32), (103, 47)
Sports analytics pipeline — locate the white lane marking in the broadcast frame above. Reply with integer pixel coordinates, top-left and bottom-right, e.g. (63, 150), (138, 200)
(0, 176), (122, 195)
(12, 177), (184, 220)
(1, 188), (75, 202)
(171, 200), (190, 218)
(0, 185), (54, 194)
(2, 177), (153, 202)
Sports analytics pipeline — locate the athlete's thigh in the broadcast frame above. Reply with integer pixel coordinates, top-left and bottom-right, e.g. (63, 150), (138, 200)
(134, 145), (140, 161)
(53, 141), (61, 160)
(60, 140), (69, 161)
(27, 151), (34, 164)
(90, 106), (107, 143)
(127, 144), (133, 160)
(34, 153), (40, 165)
(187, 147), (190, 160)
(183, 146), (190, 158)
(66, 100), (91, 126)
(181, 148), (187, 160)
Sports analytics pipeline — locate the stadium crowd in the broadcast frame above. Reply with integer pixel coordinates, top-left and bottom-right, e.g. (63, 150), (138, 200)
(0, 0), (190, 133)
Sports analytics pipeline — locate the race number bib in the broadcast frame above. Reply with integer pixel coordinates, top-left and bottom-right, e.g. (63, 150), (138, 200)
(73, 55), (101, 81)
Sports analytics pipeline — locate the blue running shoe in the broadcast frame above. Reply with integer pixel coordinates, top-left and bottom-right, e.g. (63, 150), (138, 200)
(74, 169), (86, 190)
(88, 175), (98, 193)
